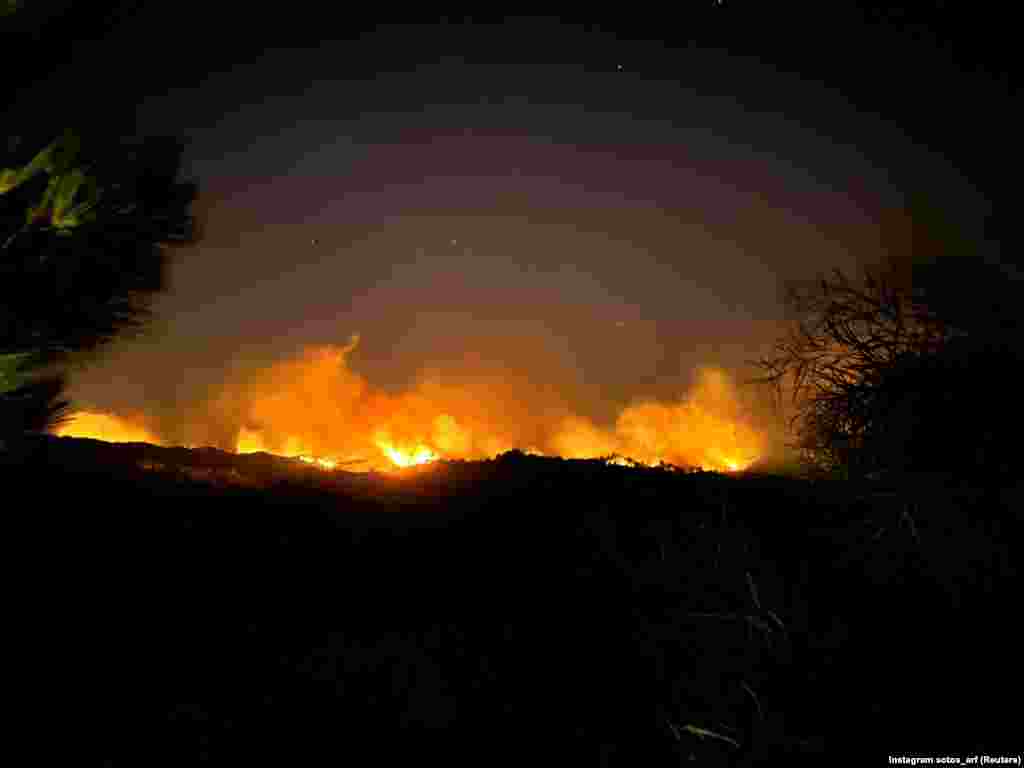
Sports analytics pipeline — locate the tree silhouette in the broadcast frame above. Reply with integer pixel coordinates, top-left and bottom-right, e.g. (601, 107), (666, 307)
(750, 251), (1022, 482)
(1, 127), (199, 437)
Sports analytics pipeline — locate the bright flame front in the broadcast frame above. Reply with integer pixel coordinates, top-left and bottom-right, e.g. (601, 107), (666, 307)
(377, 441), (438, 468)
(55, 411), (161, 445)
(51, 341), (768, 473)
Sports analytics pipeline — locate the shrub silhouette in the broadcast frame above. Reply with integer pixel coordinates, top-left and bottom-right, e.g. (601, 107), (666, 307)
(752, 255), (1022, 482)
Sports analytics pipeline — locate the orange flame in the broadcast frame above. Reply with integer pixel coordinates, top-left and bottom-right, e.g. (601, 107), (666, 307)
(54, 411), (162, 445)
(54, 338), (767, 473)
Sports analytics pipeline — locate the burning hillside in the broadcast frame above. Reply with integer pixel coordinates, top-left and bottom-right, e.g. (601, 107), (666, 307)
(54, 335), (769, 473)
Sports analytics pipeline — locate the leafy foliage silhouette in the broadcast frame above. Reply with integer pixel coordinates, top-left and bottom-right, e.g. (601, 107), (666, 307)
(1, 127), (199, 436)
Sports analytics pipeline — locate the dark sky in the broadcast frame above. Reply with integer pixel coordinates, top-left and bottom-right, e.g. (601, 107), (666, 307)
(5, 4), (1017, 458)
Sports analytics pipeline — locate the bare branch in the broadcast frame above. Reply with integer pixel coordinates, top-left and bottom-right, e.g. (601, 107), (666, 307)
(748, 262), (961, 476)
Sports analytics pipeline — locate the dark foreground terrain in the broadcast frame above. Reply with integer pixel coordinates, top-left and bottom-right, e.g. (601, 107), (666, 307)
(5, 435), (1021, 765)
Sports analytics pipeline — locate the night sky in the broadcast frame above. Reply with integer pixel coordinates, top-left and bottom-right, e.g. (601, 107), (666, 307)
(5, 5), (1015, 462)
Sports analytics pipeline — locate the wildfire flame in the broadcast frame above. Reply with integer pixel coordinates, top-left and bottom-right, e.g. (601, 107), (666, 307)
(53, 338), (767, 473)
(376, 440), (438, 469)
(53, 410), (160, 445)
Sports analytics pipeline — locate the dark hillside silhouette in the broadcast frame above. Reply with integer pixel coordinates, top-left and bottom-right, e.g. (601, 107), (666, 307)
(7, 436), (1020, 764)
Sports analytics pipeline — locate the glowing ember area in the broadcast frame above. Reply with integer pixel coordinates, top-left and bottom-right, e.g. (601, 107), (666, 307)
(604, 455), (643, 468)
(296, 455), (338, 470)
(52, 337), (768, 472)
